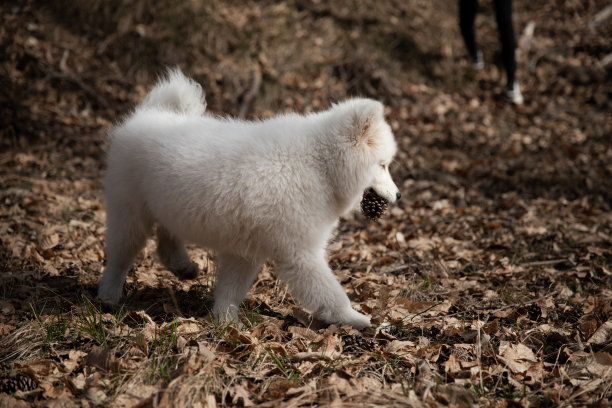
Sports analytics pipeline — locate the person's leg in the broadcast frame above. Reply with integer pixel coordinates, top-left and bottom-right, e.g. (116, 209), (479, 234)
(493, 0), (516, 87)
(459, 0), (481, 64)
(494, 0), (523, 103)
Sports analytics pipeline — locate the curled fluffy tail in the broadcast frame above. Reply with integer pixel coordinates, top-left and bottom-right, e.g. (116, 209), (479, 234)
(140, 68), (206, 115)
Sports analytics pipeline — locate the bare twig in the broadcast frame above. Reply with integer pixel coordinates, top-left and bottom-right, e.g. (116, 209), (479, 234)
(238, 66), (262, 119)
(589, 4), (612, 28)
(476, 317), (484, 393)
(416, 294), (554, 322)
(407, 302), (444, 323)
(520, 259), (573, 267)
(290, 351), (335, 362)
(168, 287), (184, 318)
(43, 71), (109, 109)
(375, 264), (410, 275)
(600, 52), (612, 69)
(518, 20), (536, 56)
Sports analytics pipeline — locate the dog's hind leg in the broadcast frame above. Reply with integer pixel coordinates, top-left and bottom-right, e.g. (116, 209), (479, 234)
(212, 254), (262, 323)
(156, 226), (199, 280)
(276, 250), (371, 329)
(97, 204), (152, 306)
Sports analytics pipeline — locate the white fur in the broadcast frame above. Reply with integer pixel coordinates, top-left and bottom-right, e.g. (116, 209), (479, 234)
(97, 69), (400, 329)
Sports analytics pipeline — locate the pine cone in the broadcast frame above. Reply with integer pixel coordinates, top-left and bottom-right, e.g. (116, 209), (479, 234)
(343, 334), (375, 352)
(0, 373), (38, 394)
(361, 189), (389, 220)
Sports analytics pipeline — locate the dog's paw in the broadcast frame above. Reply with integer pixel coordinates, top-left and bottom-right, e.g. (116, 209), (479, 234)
(339, 308), (371, 330)
(173, 262), (200, 280)
(96, 286), (121, 307)
(97, 271), (125, 306)
(212, 303), (240, 325)
(317, 307), (371, 330)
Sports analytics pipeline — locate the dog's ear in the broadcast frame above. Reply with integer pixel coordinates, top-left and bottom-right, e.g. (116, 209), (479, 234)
(348, 99), (385, 148)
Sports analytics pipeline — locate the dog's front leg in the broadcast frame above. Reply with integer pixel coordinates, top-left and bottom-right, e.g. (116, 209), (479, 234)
(276, 250), (371, 329)
(212, 254), (262, 324)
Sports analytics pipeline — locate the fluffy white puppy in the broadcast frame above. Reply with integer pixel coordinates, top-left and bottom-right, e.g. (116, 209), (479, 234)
(97, 69), (400, 329)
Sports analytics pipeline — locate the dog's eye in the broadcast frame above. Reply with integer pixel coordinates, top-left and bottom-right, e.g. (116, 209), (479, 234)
(380, 163), (387, 170)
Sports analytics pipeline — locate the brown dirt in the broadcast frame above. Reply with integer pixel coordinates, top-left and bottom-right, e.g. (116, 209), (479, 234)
(1, 0), (611, 406)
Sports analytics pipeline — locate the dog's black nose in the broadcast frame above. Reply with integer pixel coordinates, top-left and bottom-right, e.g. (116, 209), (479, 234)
(396, 192), (401, 201)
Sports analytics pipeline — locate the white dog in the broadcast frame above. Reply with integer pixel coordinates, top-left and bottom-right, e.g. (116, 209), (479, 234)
(97, 69), (400, 329)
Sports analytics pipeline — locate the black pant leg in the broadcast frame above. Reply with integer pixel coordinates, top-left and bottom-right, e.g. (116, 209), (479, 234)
(493, 0), (517, 87)
(459, 0), (479, 60)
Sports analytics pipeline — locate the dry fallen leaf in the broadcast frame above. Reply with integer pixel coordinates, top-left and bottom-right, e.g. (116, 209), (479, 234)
(85, 346), (119, 373)
(230, 382), (254, 407)
(586, 320), (612, 346)
(498, 342), (538, 374)
(442, 353), (462, 374)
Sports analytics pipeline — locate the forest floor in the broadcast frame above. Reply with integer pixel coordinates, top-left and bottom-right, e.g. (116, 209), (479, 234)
(1, 0), (611, 406)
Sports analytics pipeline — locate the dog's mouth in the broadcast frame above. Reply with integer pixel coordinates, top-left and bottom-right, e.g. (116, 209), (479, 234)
(360, 188), (389, 220)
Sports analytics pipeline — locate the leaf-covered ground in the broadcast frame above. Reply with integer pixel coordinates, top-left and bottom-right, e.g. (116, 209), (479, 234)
(1, 0), (611, 406)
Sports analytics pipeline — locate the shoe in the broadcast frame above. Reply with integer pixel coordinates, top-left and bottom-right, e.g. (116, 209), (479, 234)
(506, 81), (524, 105)
(472, 50), (484, 70)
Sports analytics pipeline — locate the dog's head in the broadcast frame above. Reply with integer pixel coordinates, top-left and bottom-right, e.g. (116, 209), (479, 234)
(367, 156), (401, 204)
(345, 99), (400, 205)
